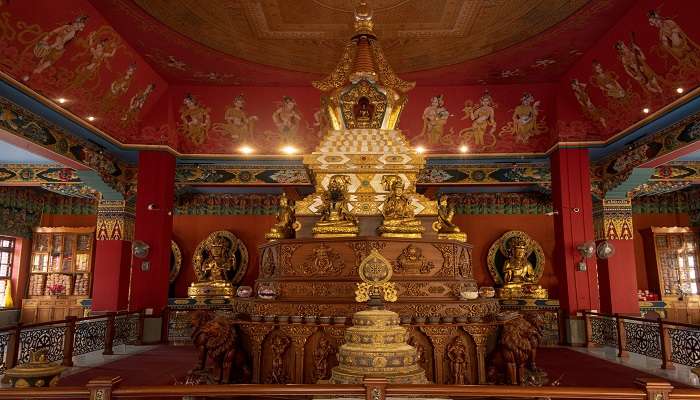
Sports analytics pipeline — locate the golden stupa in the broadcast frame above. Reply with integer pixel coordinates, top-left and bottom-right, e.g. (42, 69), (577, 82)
(328, 250), (428, 384)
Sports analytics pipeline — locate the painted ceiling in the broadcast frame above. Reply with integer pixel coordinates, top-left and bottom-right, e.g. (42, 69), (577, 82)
(92, 0), (637, 85)
(0, 0), (699, 159)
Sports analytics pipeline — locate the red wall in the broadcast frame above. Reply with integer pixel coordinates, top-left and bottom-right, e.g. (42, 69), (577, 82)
(171, 215), (275, 297)
(633, 212), (690, 293)
(454, 215), (558, 298)
(40, 212), (690, 301)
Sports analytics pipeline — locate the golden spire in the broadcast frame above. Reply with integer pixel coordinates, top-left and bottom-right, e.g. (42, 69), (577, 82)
(353, 1), (374, 36)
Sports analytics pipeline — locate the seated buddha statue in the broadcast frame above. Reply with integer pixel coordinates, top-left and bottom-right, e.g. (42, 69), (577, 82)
(201, 236), (234, 281)
(377, 177), (424, 238)
(188, 234), (236, 298)
(499, 237), (546, 298)
(433, 195), (466, 242)
(312, 175), (359, 238)
(265, 194), (298, 240)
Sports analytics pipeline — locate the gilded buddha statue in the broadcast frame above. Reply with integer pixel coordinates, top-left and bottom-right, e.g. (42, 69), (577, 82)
(498, 237), (546, 299)
(265, 194), (299, 240)
(433, 195), (466, 242)
(188, 231), (246, 298)
(312, 175), (359, 238)
(378, 176), (424, 238)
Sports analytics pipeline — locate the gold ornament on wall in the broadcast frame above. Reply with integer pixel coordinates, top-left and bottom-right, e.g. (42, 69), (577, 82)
(169, 240), (182, 284)
(486, 230), (547, 299)
(355, 250), (397, 304)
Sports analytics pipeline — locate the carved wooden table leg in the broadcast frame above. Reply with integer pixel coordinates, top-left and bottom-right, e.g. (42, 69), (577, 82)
(463, 324), (497, 384)
(241, 324), (273, 383)
(421, 326), (458, 384)
(281, 325), (317, 383)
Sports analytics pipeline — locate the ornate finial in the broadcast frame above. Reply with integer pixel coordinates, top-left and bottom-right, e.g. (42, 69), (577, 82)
(354, 1), (374, 36)
(355, 250), (398, 308)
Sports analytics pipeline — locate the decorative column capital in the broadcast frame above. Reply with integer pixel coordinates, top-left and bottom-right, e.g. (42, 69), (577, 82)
(594, 198), (633, 240)
(96, 200), (135, 241)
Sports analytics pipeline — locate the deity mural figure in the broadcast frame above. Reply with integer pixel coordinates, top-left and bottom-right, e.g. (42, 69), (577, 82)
(571, 79), (606, 128)
(200, 235), (234, 282)
(30, 16), (88, 76)
(213, 94), (258, 141)
(121, 84), (155, 127)
(102, 64), (136, 112)
(420, 95), (450, 145)
(272, 96), (302, 143)
(648, 10), (700, 71)
(312, 175), (359, 238)
(265, 193), (298, 240)
(313, 108), (330, 138)
(447, 340), (468, 385)
(433, 195), (466, 241)
(502, 238), (535, 285)
(501, 92), (547, 143)
(179, 94), (211, 146)
(378, 176), (424, 238)
(460, 91), (497, 148)
(615, 40), (663, 94)
(70, 32), (118, 89)
(590, 60), (627, 100)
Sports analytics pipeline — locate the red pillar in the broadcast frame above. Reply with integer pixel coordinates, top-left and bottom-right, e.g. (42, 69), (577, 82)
(550, 148), (600, 314)
(92, 200), (134, 312)
(129, 151), (175, 314)
(594, 199), (639, 315)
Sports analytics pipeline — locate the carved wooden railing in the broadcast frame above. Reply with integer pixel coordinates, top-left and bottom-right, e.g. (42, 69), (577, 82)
(0, 311), (144, 373)
(584, 311), (700, 369)
(0, 376), (697, 400)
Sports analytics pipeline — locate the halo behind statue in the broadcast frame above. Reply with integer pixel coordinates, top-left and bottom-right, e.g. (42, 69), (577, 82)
(487, 230), (545, 285)
(169, 240), (182, 284)
(192, 230), (249, 285)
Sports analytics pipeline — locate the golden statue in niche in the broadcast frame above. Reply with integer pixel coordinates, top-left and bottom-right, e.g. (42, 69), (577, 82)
(312, 175), (359, 238)
(486, 230), (547, 299)
(378, 175), (424, 238)
(433, 195), (466, 242)
(265, 194), (300, 241)
(188, 231), (249, 298)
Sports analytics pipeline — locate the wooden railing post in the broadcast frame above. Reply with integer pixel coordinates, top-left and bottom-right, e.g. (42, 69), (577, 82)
(135, 310), (145, 345)
(5, 324), (21, 369)
(86, 376), (122, 400)
(634, 377), (673, 400)
(62, 316), (77, 367)
(363, 378), (388, 400)
(161, 307), (170, 344)
(616, 314), (628, 358)
(659, 320), (675, 370)
(584, 312), (593, 348)
(103, 312), (116, 356)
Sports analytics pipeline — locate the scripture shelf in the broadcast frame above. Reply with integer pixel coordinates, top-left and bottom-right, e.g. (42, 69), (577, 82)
(22, 226), (95, 323)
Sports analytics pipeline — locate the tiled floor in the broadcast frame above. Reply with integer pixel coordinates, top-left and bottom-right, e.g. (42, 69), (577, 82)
(572, 346), (700, 388)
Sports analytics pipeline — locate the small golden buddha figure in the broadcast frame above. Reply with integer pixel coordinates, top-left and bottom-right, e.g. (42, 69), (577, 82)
(433, 195), (466, 242)
(378, 177), (424, 238)
(498, 237), (547, 299)
(200, 236), (234, 281)
(312, 175), (359, 238)
(265, 194), (298, 240)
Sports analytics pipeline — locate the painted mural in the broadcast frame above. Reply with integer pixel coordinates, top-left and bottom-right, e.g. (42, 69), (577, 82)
(562, 0), (700, 138)
(0, 0), (166, 143)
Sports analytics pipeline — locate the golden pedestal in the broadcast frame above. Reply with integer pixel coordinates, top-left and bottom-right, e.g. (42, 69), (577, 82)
(330, 309), (427, 384)
(437, 232), (467, 242)
(4, 361), (66, 388)
(497, 283), (548, 299)
(187, 280), (235, 299)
